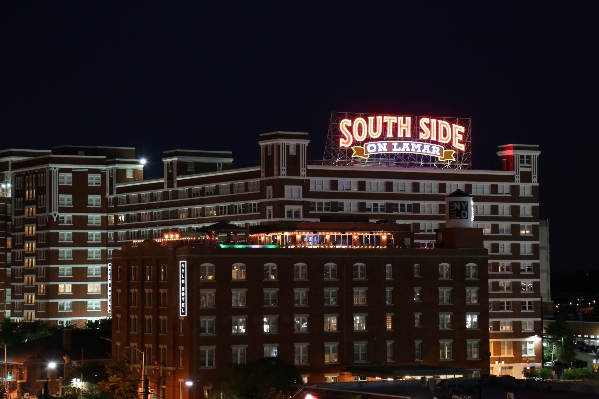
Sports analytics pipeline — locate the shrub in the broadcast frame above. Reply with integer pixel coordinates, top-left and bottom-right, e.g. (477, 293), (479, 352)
(562, 368), (596, 380)
(539, 368), (554, 380)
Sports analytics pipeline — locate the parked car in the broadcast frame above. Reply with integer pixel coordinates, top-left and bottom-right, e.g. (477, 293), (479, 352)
(576, 341), (592, 352)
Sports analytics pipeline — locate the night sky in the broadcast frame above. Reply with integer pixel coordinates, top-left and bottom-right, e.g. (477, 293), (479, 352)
(1, 2), (598, 272)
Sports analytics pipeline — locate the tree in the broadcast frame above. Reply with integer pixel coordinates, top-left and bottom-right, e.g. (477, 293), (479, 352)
(218, 357), (302, 399)
(98, 360), (140, 399)
(544, 316), (576, 363)
(0, 319), (56, 346)
(62, 362), (108, 399)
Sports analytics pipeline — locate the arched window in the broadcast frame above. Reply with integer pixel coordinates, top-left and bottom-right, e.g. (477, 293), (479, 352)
(439, 263), (451, 279)
(324, 263), (337, 279)
(232, 263), (246, 280)
(200, 263), (215, 280)
(466, 263), (478, 279)
(294, 263), (308, 280)
(353, 263), (366, 279)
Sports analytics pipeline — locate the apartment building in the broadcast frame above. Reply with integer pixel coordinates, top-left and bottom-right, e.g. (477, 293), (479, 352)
(0, 146), (144, 326)
(112, 219), (490, 399)
(0, 114), (543, 379)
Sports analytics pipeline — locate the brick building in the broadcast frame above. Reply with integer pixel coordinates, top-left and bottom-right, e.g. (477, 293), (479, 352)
(111, 219), (489, 399)
(0, 147), (143, 326)
(0, 114), (545, 381)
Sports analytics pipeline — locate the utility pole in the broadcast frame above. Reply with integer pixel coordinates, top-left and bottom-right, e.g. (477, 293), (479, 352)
(126, 346), (146, 399)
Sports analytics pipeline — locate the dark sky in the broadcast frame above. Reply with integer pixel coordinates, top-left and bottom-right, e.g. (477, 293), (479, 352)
(1, 1), (598, 272)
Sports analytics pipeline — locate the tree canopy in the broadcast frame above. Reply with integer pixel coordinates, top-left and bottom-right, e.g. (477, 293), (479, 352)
(98, 360), (140, 399)
(0, 319), (55, 346)
(218, 357), (302, 399)
(544, 316), (576, 363)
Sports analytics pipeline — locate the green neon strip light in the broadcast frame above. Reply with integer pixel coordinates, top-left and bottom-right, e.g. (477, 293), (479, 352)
(219, 244), (280, 249)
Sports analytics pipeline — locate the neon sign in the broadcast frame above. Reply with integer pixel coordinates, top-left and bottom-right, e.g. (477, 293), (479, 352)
(339, 116), (465, 160)
(107, 263), (112, 314)
(179, 261), (187, 316)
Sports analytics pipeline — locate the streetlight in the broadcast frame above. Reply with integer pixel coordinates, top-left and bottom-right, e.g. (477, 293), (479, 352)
(46, 362), (58, 399)
(126, 345), (147, 399)
(185, 380), (219, 399)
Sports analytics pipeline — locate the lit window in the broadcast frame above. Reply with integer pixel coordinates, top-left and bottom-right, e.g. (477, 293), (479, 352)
(264, 263), (277, 280)
(353, 289), (367, 305)
(324, 343), (338, 363)
(200, 264), (215, 280)
(264, 345), (278, 357)
(466, 313), (479, 329)
(231, 317), (247, 334)
(500, 320), (513, 331)
(414, 287), (422, 302)
(520, 224), (533, 235)
(232, 263), (246, 280)
(353, 315), (367, 331)
(263, 316), (278, 333)
(439, 341), (452, 360)
(294, 316), (308, 333)
(439, 263), (451, 279)
(324, 315), (338, 331)
(522, 341), (535, 356)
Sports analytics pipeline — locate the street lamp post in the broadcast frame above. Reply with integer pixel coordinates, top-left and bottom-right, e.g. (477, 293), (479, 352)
(126, 345), (147, 399)
(47, 362), (58, 399)
(185, 380), (219, 399)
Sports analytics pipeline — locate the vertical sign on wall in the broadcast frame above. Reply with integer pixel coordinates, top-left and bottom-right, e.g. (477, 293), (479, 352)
(107, 263), (112, 314)
(179, 261), (187, 316)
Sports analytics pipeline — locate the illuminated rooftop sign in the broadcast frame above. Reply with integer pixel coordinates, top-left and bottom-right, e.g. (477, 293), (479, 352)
(323, 112), (472, 169)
